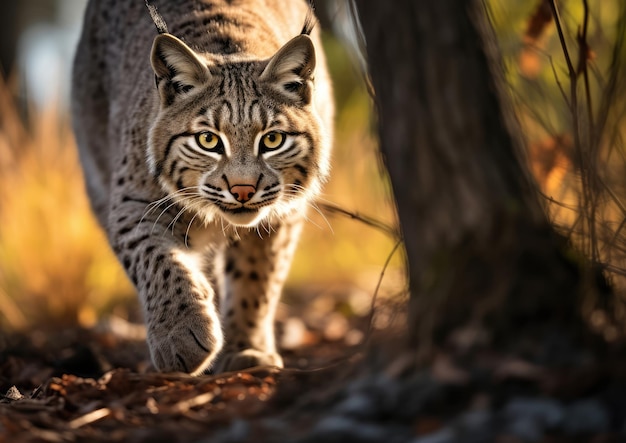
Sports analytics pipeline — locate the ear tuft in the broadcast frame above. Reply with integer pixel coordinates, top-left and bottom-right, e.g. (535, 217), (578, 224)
(151, 34), (209, 105)
(260, 35), (316, 104)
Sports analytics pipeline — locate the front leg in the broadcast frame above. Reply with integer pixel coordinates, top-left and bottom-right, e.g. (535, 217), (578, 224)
(214, 217), (303, 372)
(111, 199), (224, 375)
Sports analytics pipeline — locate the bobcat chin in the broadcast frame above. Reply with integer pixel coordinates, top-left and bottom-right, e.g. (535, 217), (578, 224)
(72, 0), (333, 374)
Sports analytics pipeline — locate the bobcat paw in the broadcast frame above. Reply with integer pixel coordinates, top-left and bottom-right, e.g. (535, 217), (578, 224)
(147, 311), (223, 375)
(214, 349), (284, 373)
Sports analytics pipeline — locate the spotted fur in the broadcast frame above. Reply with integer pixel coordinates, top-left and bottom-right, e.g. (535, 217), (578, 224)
(72, 0), (333, 374)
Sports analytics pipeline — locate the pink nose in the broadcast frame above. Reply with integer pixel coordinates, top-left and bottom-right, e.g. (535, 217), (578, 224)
(229, 185), (256, 203)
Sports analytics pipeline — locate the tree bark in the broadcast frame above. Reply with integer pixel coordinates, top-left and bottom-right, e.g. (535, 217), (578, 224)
(357, 0), (590, 354)
(0, 3), (18, 76)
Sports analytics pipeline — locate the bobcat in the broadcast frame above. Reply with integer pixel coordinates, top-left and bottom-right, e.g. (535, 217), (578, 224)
(72, 0), (333, 374)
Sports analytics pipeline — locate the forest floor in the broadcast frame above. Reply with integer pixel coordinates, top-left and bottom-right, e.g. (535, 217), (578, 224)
(2, 285), (626, 443)
(0, 325), (361, 443)
(0, 284), (380, 443)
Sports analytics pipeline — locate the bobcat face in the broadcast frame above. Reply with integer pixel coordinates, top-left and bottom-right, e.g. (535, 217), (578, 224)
(148, 34), (324, 227)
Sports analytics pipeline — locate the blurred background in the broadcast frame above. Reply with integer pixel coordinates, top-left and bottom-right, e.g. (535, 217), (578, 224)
(0, 0), (625, 344)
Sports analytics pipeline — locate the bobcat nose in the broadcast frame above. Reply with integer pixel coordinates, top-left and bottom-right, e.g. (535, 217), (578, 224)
(229, 185), (256, 203)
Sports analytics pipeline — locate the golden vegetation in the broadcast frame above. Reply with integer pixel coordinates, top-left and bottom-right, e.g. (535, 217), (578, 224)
(0, 76), (133, 330)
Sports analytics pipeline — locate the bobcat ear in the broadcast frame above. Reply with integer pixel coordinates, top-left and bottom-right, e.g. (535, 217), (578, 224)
(151, 34), (209, 105)
(260, 35), (316, 104)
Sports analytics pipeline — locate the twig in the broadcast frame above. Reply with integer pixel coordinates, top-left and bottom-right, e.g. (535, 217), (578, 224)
(564, 211), (583, 240)
(170, 391), (216, 414)
(548, 0), (576, 78)
(276, 353), (363, 374)
(317, 201), (400, 239)
(593, 3), (626, 146)
(597, 174), (626, 217)
(580, 0), (595, 135)
(578, 0), (600, 262)
(548, 0), (599, 260)
(599, 263), (626, 278)
(538, 190), (578, 212)
(67, 408), (111, 429)
(365, 239), (404, 341)
(548, 54), (571, 108)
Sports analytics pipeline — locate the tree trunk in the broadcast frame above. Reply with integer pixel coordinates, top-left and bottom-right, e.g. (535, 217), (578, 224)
(356, 0), (591, 354)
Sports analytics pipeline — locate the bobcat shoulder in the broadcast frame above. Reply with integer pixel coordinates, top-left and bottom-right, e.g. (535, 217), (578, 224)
(72, 0), (333, 374)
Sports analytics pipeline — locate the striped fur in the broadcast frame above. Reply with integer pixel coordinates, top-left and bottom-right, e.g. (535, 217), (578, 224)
(72, 0), (333, 374)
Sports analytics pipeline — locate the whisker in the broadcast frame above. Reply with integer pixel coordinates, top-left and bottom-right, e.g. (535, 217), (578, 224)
(165, 194), (205, 233)
(185, 212), (200, 248)
(144, 187), (198, 213)
(219, 216), (226, 236)
(147, 188), (204, 236)
(172, 195), (208, 235)
(166, 205), (189, 236)
(135, 195), (175, 235)
(151, 200), (183, 235)
(137, 187), (198, 235)
(307, 200), (334, 234)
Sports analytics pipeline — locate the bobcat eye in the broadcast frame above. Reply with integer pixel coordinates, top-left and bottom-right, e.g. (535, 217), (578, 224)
(196, 132), (224, 154)
(260, 131), (285, 153)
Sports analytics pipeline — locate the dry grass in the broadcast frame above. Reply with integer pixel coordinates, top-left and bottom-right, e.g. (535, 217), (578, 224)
(0, 76), (132, 330)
